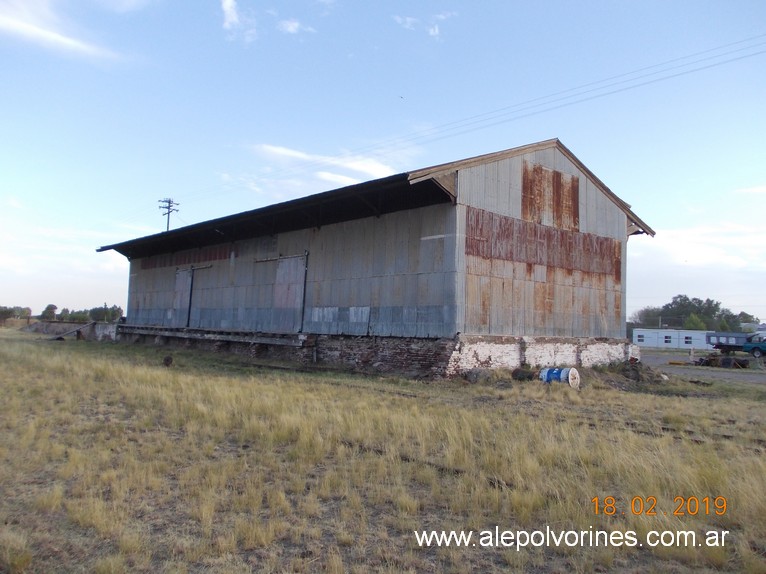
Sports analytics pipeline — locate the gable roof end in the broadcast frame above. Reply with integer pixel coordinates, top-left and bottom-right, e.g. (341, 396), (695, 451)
(408, 138), (655, 237)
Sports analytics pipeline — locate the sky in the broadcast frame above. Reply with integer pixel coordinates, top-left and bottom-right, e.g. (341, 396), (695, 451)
(1, 0), (764, 321)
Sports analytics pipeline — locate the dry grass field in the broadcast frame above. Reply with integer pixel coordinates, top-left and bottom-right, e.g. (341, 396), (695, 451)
(1, 329), (765, 573)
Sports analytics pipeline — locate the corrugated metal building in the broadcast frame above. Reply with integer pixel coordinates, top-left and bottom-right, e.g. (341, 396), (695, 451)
(99, 139), (654, 376)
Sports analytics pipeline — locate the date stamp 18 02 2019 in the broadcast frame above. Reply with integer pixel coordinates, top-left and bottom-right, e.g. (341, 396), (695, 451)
(591, 496), (728, 517)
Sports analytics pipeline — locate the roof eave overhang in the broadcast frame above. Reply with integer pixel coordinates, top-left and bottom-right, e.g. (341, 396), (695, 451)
(97, 173), (455, 260)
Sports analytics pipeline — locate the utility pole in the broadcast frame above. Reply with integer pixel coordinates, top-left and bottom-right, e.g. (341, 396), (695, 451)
(158, 198), (179, 232)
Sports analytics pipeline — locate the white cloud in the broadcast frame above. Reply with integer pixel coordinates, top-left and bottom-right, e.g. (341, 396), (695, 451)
(626, 222), (766, 316)
(394, 12), (456, 38)
(435, 11), (458, 21)
(394, 12), (457, 39)
(428, 12), (456, 38)
(93, 0), (153, 12)
(316, 171), (360, 186)
(0, 0), (118, 58)
(393, 15), (418, 30)
(230, 143), (419, 207)
(277, 19), (315, 34)
(221, 0), (239, 30)
(257, 144), (310, 161)
(631, 224), (763, 270)
(229, 140), (424, 209)
(220, 0), (256, 42)
(255, 144), (397, 179)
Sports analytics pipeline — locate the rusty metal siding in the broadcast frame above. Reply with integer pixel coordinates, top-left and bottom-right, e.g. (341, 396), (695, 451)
(458, 149), (625, 240)
(521, 161), (579, 231)
(465, 208), (622, 279)
(457, 147), (628, 338)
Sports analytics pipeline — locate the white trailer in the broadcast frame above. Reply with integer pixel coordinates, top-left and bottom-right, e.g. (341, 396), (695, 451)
(632, 329), (714, 350)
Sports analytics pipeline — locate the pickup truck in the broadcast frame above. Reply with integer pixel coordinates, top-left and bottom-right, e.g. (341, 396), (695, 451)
(742, 333), (766, 358)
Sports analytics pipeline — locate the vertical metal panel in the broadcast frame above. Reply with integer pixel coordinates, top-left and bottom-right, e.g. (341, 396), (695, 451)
(484, 161), (499, 215)
(510, 276), (523, 334)
(459, 159), (531, 220)
(300, 203), (457, 337)
(533, 147), (555, 167)
(172, 269), (191, 327)
(372, 216), (387, 277)
(507, 157), (523, 219)
(489, 276), (506, 332)
(553, 147), (578, 177)
(274, 255), (306, 332)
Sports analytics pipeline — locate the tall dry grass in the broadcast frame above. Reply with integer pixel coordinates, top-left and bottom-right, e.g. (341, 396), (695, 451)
(0, 329), (764, 572)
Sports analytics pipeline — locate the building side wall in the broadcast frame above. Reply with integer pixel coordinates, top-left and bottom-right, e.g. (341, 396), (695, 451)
(456, 148), (628, 338)
(126, 203), (459, 337)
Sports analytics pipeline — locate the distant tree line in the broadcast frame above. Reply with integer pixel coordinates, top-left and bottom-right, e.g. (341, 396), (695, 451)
(0, 306), (33, 326)
(45, 303), (123, 323)
(629, 294), (760, 334)
(32, 304), (124, 323)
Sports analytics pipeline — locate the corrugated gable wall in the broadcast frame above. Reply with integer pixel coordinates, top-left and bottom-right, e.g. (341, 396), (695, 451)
(457, 148), (627, 338)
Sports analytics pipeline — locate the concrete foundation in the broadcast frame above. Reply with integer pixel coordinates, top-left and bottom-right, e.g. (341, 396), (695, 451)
(446, 335), (640, 374)
(23, 321), (118, 341)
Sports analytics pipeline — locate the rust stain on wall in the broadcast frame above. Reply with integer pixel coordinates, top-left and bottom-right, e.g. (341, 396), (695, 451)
(466, 206), (621, 283)
(522, 161), (579, 230)
(141, 245), (237, 270)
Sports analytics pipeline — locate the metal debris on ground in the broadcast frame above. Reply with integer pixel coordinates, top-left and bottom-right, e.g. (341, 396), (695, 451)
(695, 354), (750, 369)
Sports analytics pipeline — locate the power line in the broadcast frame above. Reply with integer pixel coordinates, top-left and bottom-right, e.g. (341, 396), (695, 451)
(126, 33), (766, 220)
(379, 44), (766, 150)
(396, 33), (766, 145)
(220, 33), (766, 186)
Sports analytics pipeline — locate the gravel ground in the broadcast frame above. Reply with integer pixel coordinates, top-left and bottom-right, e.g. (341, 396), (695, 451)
(638, 348), (766, 385)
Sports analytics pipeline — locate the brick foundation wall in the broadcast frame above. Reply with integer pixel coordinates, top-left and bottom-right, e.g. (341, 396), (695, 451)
(313, 335), (457, 378)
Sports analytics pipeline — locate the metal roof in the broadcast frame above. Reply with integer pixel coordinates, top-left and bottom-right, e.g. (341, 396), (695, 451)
(97, 174), (455, 259)
(97, 138), (653, 260)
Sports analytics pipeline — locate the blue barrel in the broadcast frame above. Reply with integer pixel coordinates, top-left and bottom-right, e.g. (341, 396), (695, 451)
(539, 367), (580, 388)
(539, 368), (562, 383)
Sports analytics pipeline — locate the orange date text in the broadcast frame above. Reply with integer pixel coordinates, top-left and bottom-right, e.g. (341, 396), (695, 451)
(591, 496), (728, 517)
